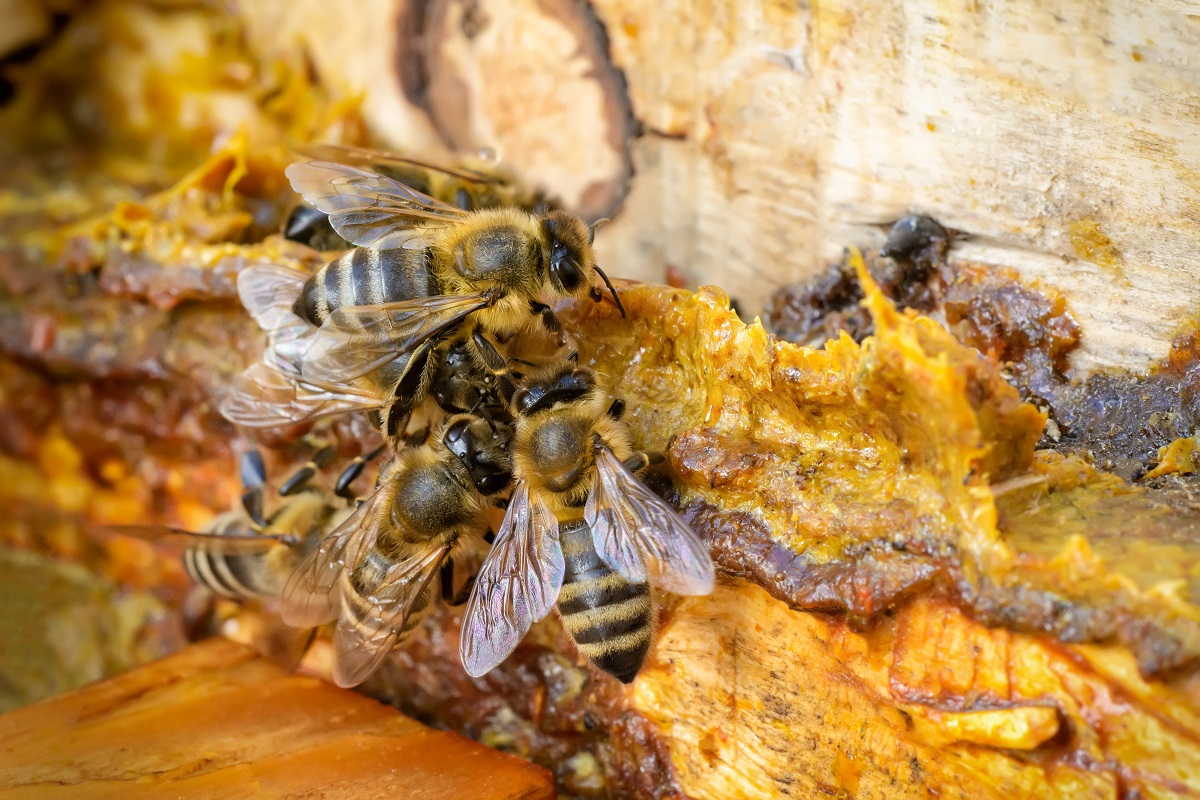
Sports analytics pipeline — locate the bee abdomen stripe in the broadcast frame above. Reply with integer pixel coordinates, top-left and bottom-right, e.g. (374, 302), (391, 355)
(560, 595), (651, 644)
(185, 549), (254, 599)
(574, 626), (652, 661)
(557, 570), (647, 615)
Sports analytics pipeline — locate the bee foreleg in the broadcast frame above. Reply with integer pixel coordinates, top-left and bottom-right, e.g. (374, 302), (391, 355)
(279, 444), (337, 496)
(471, 326), (509, 375)
(606, 398), (626, 420)
(528, 299), (561, 333)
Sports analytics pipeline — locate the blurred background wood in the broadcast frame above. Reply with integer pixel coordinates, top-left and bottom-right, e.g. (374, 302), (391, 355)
(0, 638), (555, 800)
(233, 0), (1200, 375)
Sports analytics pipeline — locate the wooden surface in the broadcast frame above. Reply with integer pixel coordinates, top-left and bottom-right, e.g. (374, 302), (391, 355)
(0, 638), (554, 800)
(233, 0), (1200, 375)
(635, 581), (1200, 800)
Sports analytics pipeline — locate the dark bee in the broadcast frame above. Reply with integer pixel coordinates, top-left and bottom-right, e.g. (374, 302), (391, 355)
(460, 362), (713, 683)
(281, 413), (514, 688)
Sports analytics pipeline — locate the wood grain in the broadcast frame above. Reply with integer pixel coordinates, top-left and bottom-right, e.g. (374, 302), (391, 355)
(0, 638), (554, 800)
(234, 0), (1200, 375)
(635, 581), (1200, 800)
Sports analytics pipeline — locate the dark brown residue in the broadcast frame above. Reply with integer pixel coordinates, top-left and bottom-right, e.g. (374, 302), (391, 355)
(767, 214), (1200, 481)
(766, 215), (953, 347)
(367, 608), (685, 800)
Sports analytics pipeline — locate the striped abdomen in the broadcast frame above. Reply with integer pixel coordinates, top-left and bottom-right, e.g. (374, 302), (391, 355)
(293, 246), (440, 326)
(184, 515), (280, 600)
(556, 519), (652, 683)
(295, 246), (443, 401)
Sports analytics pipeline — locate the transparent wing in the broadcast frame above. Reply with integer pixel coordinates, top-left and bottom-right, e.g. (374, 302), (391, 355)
(279, 480), (395, 628)
(584, 448), (715, 596)
(236, 264), (310, 338)
(330, 543), (450, 688)
(294, 143), (502, 185)
(299, 292), (494, 384)
(218, 361), (384, 429)
(285, 160), (468, 247)
(99, 525), (297, 552)
(460, 482), (563, 678)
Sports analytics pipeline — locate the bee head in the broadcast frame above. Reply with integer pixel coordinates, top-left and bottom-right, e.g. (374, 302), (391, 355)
(512, 362), (595, 417)
(541, 211), (594, 297)
(442, 415), (513, 496)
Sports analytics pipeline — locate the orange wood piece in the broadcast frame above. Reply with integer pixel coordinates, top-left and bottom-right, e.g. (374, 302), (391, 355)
(0, 638), (554, 800)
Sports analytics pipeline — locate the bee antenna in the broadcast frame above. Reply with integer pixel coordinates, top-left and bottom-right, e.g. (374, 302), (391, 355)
(593, 265), (626, 319)
(588, 217), (611, 244)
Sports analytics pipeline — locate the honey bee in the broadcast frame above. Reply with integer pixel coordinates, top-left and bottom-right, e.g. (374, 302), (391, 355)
(281, 413), (514, 688)
(283, 144), (547, 252)
(459, 362), (714, 683)
(219, 262), (511, 439)
(280, 145), (625, 392)
(108, 446), (379, 664)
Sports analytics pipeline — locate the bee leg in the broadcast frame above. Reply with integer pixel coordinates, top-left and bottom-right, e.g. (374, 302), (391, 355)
(622, 451), (666, 474)
(593, 265), (627, 318)
(239, 449), (267, 527)
(450, 575), (477, 606)
(401, 426), (430, 449)
(607, 398), (626, 420)
(529, 299), (561, 333)
(279, 444), (337, 496)
(471, 326), (521, 399)
(440, 559), (457, 602)
(471, 326), (508, 375)
(334, 444), (386, 501)
(483, 528), (498, 544)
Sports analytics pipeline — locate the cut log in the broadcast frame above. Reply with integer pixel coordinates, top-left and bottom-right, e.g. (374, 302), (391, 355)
(231, 0), (1200, 376)
(0, 637), (555, 800)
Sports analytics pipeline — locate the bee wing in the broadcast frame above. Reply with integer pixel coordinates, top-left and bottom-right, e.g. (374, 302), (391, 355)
(219, 361), (384, 428)
(279, 480), (394, 628)
(99, 525), (299, 552)
(285, 160), (468, 248)
(299, 292), (494, 384)
(236, 264), (310, 339)
(460, 482), (563, 678)
(330, 543), (451, 688)
(584, 448), (715, 596)
(294, 143), (502, 185)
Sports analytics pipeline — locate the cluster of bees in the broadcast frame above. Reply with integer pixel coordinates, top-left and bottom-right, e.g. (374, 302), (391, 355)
(133, 145), (714, 688)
